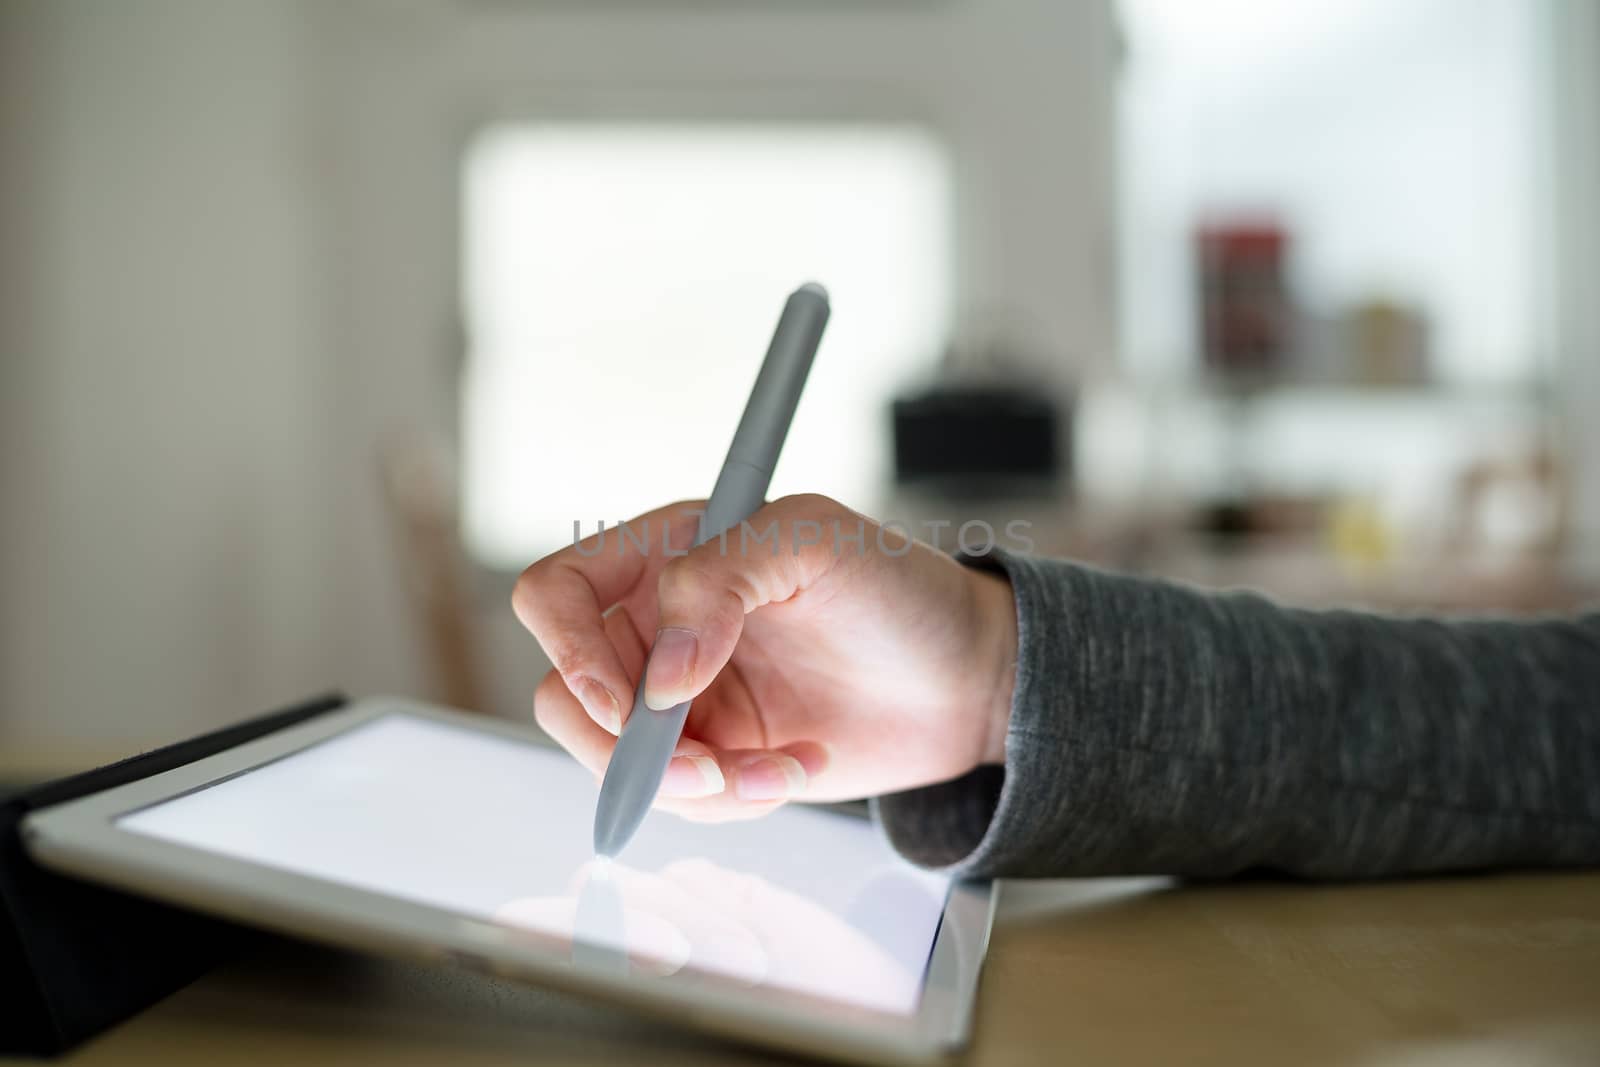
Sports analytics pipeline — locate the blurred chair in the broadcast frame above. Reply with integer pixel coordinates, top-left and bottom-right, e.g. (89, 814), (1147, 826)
(379, 433), (488, 714)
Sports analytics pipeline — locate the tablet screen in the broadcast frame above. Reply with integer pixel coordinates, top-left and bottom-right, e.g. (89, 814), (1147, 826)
(117, 714), (950, 1015)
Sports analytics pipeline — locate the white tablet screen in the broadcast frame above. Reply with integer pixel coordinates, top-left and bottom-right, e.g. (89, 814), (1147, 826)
(117, 714), (950, 1015)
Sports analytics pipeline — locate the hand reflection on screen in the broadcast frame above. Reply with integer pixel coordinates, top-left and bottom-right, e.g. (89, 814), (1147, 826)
(493, 858), (920, 1011)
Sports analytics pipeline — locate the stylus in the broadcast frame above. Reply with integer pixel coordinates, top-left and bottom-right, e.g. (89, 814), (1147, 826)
(592, 281), (829, 857)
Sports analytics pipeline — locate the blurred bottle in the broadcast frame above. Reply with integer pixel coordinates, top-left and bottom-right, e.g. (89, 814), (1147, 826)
(1342, 296), (1430, 386)
(1328, 495), (1393, 572)
(1196, 218), (1294, 381)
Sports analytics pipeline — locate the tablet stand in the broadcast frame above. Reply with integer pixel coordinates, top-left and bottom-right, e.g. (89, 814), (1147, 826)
(0, 693), (346, 1056)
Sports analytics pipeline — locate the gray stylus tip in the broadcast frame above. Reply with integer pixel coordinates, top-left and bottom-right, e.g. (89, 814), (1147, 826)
(796, 281), (829, 302)
(592, 797), (642, 858)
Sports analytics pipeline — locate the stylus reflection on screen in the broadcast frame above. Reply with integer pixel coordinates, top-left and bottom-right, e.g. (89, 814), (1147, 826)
(493, 857), (923, 1011)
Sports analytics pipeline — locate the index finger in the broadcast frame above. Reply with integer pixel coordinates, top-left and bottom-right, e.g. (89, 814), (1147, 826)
(512, 501), (702, 731)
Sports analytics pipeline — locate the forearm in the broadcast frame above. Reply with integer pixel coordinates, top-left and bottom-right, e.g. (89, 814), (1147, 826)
(875, 552), (1600, 879)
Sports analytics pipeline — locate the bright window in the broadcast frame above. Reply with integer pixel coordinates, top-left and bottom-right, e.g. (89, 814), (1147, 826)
(1117, 0), (1547, 384)
(461, 122), (953, 568)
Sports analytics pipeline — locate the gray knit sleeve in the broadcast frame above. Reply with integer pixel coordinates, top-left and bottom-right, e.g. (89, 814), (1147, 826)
(872, 551), (1600, 879)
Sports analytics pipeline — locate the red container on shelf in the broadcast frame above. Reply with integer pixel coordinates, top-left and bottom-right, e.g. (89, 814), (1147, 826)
(1196, 220), (1293, 378)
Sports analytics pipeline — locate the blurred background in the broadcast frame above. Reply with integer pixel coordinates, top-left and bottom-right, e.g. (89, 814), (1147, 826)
(2, 0), (1597, 762)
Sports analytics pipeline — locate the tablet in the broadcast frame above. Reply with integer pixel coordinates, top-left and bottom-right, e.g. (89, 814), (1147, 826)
(22, 699), (994, 1066)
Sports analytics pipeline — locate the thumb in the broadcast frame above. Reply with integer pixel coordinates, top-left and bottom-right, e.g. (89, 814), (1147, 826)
(640, 495), (845, 711)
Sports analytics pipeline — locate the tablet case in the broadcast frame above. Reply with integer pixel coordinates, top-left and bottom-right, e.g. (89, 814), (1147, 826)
(0, 692), (347, 1056)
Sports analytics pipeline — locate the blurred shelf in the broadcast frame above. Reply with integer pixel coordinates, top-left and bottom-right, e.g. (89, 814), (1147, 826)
(1147, 377), (1552, 412)
(1073, 375), (1559, 507)
(1133, 541), (1596, 615)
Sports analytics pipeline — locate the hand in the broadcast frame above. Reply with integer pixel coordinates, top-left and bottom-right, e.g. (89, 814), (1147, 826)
(512, 494), (1017, 820)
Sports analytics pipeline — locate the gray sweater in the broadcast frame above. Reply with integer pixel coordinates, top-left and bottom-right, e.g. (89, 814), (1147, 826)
(874, 551), (1600, 879)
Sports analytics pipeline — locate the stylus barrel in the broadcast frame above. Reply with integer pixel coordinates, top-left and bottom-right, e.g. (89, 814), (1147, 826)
(592, 283), (829, 857)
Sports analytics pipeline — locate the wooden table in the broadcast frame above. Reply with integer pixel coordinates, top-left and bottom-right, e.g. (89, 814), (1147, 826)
(6, 749), (1598, 1065)
(14, 870), (1600, 1066)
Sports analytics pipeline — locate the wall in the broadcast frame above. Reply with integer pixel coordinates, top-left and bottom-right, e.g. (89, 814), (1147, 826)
(0, 0), (1118, 754)
(445, 0), (1118, 373)
(0, 1), (351, 750)
(1118, 0), (1547, 385)
(3, 0), (1594, 759)
(323, 0), (1123, 724)
(1552, 0), (1600, 575)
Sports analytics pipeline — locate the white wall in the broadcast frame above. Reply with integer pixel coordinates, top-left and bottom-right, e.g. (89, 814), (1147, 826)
(1118, 0), (1547, 385)
(0, 0), (1590, 757)
(318, 0), (1121, 723)
(0, 0), (1118, 753)
(445, 0), (1118, 374)
(0, 1), (355, 750)
(1551, 0), (1600, 576)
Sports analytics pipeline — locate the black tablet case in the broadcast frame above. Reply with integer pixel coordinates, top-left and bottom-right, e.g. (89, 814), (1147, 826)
(0, 692), (347, 1056)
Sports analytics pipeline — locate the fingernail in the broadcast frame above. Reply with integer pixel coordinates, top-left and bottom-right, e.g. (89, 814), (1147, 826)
(734, 755), (807, 802)
(789, 743), (831, 779)
(659, 755), (725, 798)
(573, 675), (621, 734)
(643, 628), (697, 710)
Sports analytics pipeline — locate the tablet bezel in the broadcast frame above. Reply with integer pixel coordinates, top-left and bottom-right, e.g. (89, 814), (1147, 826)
(21, 698), (995, 1067)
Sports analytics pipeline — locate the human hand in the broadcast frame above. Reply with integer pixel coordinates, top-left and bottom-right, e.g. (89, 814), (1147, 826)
(512, 494), (1016, 820)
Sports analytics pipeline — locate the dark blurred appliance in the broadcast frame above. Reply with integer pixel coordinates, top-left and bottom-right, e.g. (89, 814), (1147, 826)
(891, 382), (1066, 499)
